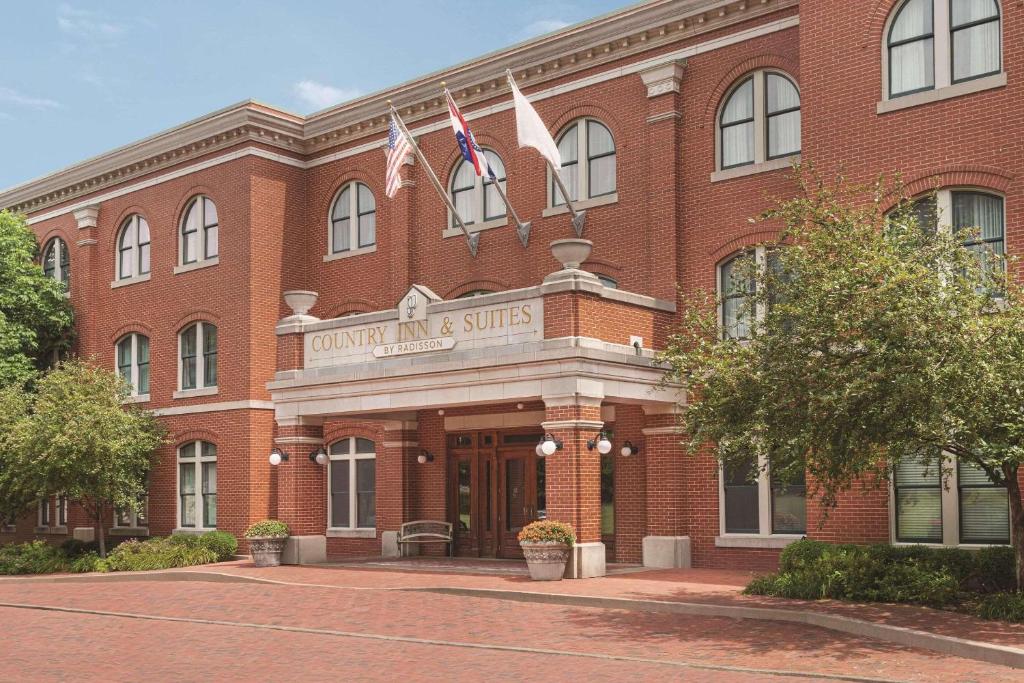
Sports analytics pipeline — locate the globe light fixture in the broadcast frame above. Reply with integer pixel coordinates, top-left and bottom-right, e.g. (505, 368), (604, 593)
(539, 434), (563, 457)
(587, 431), (613, 454)
(417, 450), (435, 464)
(269, 447), (287, 466)
(309, 447), (328, 466)
(620, 440), (639, 457)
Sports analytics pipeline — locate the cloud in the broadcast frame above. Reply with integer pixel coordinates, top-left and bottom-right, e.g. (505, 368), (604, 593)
(57, 4), (125, 40)
(293, 80), (361, 111)
(0, 87), (60, 110)
(519, 19), (571, 39)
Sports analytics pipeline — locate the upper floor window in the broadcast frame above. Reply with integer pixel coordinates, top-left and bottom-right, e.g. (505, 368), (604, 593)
(719, 247), (783, 340)
(328, 437), (376, 530)
(552, 119), (616, 206)
(451, 150), (506, 227)
(181, 196), (218, 265)
(117, 215), (150, 281)
(910, 189), (1004, 278)
(42, 237), (70, 289)
(886, 0), (1001, 99)
(330, 182), (376, 255)
(178, 441), (216, 530)
(116, 333), (150, 397)
(179, 322), (217, 391)
(719, 71), (800, 170)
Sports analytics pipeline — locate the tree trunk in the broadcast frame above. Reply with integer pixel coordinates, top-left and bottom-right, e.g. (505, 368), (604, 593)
(95, 503), (107, 558)
(1002, 464), (1024, 591)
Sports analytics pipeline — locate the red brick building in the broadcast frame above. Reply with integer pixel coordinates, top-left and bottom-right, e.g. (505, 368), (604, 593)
(2, 0), (1018, 574)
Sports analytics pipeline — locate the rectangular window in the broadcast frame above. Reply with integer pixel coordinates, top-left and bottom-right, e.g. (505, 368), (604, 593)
(202, 462), (217, 528)
(117, 338), (133, 387)
(457, 460), (471, 532)
(203, 324), (217, 388)
(330, 459), (350, 528)
(57, 495), (68, 527)
(38, 500), (51, 527)
(771, 469), (806, 534)
(356, 459), (375, 528)
(181, 326), (197, 390)
(723, 460), (760, 534)
(894, 458), (943, 543)
(958, 461), (1009, 544)
(137, 336), (149, 395)
(179, 462), (196, 527)
(357, 183), (376, 248)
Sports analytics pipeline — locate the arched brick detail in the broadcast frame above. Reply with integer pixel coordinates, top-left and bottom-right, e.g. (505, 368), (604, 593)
(440, 132), (515, 181)
(173, 310), (221, 332)
(171, 185), (222, 231)
(109, 321), (153, 345)
(443, 278), (510, 299)
(323, 422), (383, 448)
(170, 429), (220, 448)
(702, 54), (801, 128)
(709, 228), (783, 262)
(109, 205), (152, 257)
(861, 0), (903, 48)
(582, 256), (623, 275)
(38, 228), (73, 252)
(324, 299), (376, 319)
(548, 104), (623, 141)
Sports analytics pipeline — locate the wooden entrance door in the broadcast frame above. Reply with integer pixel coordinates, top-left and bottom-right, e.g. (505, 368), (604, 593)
(448, 432), (496, 557)
(496, 443), (543, 559)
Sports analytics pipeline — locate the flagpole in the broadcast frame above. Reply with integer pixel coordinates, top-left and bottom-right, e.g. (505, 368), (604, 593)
(388, 101), (479, 257)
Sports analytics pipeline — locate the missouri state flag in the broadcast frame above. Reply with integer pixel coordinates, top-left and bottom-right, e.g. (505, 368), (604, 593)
(445, 90), (495, 181)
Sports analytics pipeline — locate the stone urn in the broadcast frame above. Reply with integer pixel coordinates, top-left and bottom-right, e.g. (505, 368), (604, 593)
(520, 541), (572, 581)
(283, 290), (319, 317)
(550, 238), (593, 270)
(248, 536), (288, 567)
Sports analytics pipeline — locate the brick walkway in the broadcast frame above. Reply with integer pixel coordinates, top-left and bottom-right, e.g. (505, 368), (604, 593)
(0, 562), (1021, 681)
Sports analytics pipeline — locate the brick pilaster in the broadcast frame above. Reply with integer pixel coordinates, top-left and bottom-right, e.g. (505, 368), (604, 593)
(542, 399), (604, 544)
(642, 404), (687, 537)
(378, 419), (418, 533)
(273, 419), (325, 536)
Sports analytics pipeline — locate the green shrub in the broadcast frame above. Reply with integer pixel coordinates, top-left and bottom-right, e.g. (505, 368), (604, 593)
(198, 531), (238, 561)
(104, 538), (218, 572)
(975, 592), (1024, 623)
(244, 520), (290, 539)
(972, 546), (1016, 594)
(744, 571), (826, 600)
(0, 541), (68, 575)
(69, 552), (107, 573)
(778, 539), (828, 573)
(516, 520), (576, 547)
(60, 538), (99, 558)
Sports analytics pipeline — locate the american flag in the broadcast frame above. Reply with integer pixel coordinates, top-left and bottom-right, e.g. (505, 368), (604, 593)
(385, 116), (412, 199)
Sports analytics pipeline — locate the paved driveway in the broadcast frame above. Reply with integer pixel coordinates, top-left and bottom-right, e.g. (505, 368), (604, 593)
(0, 570), (1018, 682)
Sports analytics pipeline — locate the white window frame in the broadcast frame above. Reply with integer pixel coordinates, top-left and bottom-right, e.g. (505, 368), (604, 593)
(327, 437), (376, 534)
(114, 214), (151, 284)
(175, 321), (218, 397)
(37, 499), (51, 528)
(716, 455), (807, 548)
(890, 453), (1011, 547)
(56, 495), (68, 528)
(717, 246), (771, 340)
(445, 149), (508, 237)
(176, 440), (217, 531)
(880, 0), (1004, 110)
(113, 496), (149, 531)
(176, 195), (219, 273)
(326, 182), (377, 260)
(910, 188), (1005, 264)
(714, 70), (801, 178)
(42, 237), (70, 291)
(115, 333), (150, 400)
(546, 117), (618, 211)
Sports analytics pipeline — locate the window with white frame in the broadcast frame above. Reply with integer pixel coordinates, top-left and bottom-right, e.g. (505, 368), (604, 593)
(178, 441), (216, 529)
(56, 495), (68, 527)
(330, 182), (376, 254)
(910, 189), (1005, 278)
(178, 322), (217, 391)
(37, 499), (51, 528)
(721, 457), (807, 537)
(894, 455), (1009, 545)
(551, 119), (616, 206)
(886, 0), (1001, 99)
(718, 247), (782, 340)
(450, 150), (506, 227)
(42, 237), (70, 290)
(328, 437), (376, 530)
(181, 196), (219, 265)
(719, 71), (800, 170)
(116, 333), (150, 397)
(115, 496), (149, 528)
(117, 214), (151, 281)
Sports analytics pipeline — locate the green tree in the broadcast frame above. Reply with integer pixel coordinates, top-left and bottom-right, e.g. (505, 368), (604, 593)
(0, 210), (74, 388)
(0, 360), (165, 556)
(660, 171), (1024, 588)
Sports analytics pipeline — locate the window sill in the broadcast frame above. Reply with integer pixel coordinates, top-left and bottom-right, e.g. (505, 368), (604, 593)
(110, 527), (150, 536)
(542, 193), (618, 217)
(124, 394), (151, 404)
(110, 273), (151, 289)
(174, 257), (219, 275)
(877, 73), (1006, 114)
(711, 156), (798, 183)
(172, 528), (213, 535)
(172, 386), (219, 400)
(327, 528), (376, 538)
(323, 245), (377, 262)
(715, 534), (802, 549)
(893, 540), (1008, 549)
(442, 217), (507, 239)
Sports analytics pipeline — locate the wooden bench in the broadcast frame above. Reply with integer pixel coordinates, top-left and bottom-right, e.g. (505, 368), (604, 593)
(397, 520), (454, 557)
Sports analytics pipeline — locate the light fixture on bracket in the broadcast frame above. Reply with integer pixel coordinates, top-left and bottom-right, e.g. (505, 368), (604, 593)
(309, 447), (328, 465)
(587, 431), (613, 454)
(620, 440), (639, 457)
(269, 447), (288, 466)
(537, 434), (563, 457)
(417, 450), (435, 464)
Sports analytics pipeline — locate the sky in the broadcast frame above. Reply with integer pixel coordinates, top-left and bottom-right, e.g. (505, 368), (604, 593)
(0, 1), (632, 190)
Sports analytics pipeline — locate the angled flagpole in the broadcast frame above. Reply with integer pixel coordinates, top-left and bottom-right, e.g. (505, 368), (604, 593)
(387, 101), (479, 257)
(506, 69), (585, 238)
(442, 84), (532, 248)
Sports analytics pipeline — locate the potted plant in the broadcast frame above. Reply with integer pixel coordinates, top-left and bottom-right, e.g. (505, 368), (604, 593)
(518, 520), (576, 581)
(244, 519), (290, 567)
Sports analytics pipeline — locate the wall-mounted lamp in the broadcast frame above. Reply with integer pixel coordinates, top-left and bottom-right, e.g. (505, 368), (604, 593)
(536, 434), (563, 457)
(309, 447), (328, 466)
(269, 447), (288, 466)
(587, 431), (613, 454)
(620, 440), (639, 457)
(417, 450), (435, 464)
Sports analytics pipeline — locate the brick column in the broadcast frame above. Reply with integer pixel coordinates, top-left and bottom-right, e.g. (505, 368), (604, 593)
(72, 206), (100, 358)
(641, 403), (691, 568)
(379, 416), (418, 557)
(542, 392), (605, 578)
(273, 417), (327, 564)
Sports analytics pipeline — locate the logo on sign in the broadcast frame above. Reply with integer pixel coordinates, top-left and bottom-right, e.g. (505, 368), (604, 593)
(405, 293), (417, 319)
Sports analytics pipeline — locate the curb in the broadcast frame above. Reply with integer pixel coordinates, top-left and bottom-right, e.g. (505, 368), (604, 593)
(418, 586), (1024, 670)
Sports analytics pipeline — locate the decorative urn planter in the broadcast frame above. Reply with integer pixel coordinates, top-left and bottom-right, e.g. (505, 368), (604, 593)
(518, 520), (577, 581)
(244, 520), (290, 568)
(549, 238), (593, 270)
(283, 290), (319, 317)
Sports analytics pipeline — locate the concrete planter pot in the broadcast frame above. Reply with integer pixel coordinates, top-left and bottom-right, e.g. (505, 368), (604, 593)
(521, 541), (571, 581)
(283, 290), (318, 317)
(549, 238), (593, 270)
(248, 536), (288, 567)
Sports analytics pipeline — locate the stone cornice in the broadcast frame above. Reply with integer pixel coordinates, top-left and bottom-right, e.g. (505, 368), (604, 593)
(1, 0), (797, 216)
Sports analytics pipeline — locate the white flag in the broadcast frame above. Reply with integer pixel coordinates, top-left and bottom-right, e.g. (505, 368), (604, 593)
(507, 71), (560, 170)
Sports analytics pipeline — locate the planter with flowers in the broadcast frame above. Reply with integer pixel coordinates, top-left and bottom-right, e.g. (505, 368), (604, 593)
(518, 520), (576, 581)
(245, 520), (290, 567)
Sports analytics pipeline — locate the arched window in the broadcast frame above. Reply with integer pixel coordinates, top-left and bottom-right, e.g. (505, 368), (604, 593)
(181, 195), (218, 265)
(328, 437), (376, 530)
(116, 333), (149, 397)
(596, 274), (618, 289)
(551, 119), (616, 206)
(117, 215), (150, 281)
(719, 252), (756, 340)
(718, 71), (800, 170)
(450, 150), (506, 227)
(42, 237), (70, 289)
(178, 322), (217, 391)
(330, 182), (376, 255)
(886, 0), (1000, 99)
(178, 440), (216, 530)
(456, 289), (495, 298)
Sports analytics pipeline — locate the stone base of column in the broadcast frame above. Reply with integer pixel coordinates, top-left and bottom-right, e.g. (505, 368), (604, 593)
(642, 535), (691, 568)
(381, 531), (401, 558)
(564, 541), (606, 578)
(281, 535), (327, 565)
(72, 527), (95, 543)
